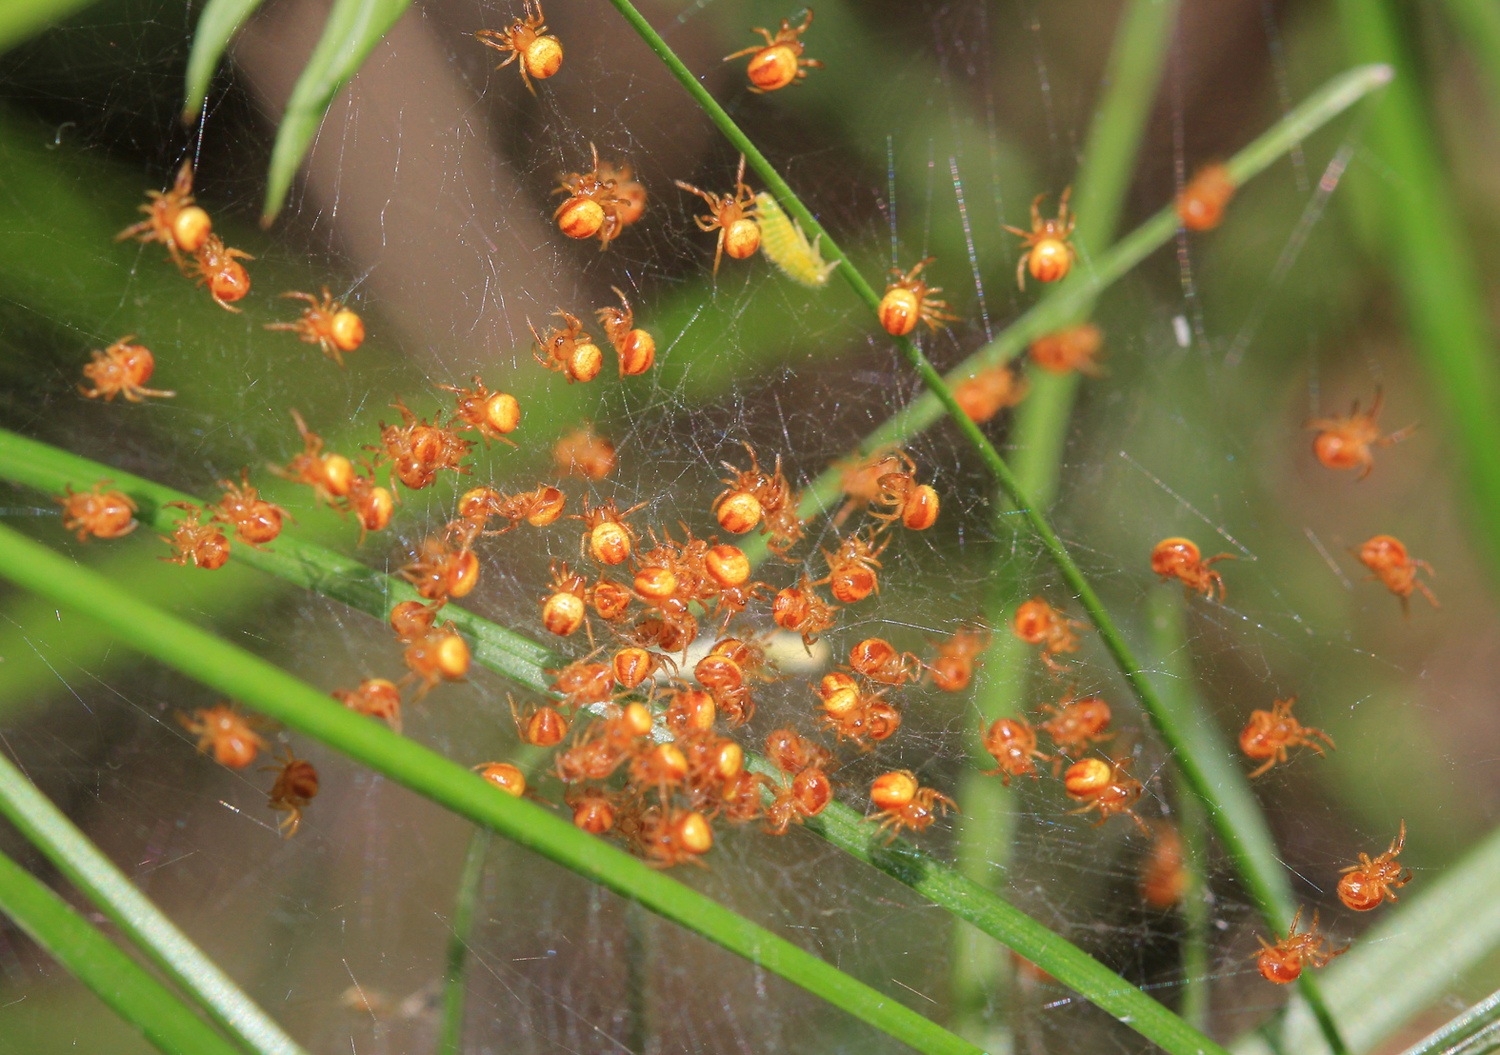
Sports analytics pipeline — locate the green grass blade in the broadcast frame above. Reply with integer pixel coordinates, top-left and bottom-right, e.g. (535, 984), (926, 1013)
(437, 828), (489, 1055)
(261, 0), (414, 224)
(1336, 0), (1500, 588)
(1395, 987), (1500, 1055)
(0, 0), (98, 54)
(0, 849), (245, 1055)
(0, 521), (986, 1055)
(0, 751), (310, 1055)
(0, 429), (1234, 1055)
(183, 0), (272, 122)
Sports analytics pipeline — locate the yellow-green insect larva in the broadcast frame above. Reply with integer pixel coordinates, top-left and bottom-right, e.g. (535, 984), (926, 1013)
(753, 192), (838, 288)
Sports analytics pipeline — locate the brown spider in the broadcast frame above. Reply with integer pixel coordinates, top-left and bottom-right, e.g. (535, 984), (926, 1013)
(878, 257), (958, 336)
(473, 0), (562, 94)
(262, 745), (319, 838)
(722, 9), (822, 93)
(1003, 188), (1076, 289)
(115, 160), (212, 270)
(675, 154), (761, 275)
(1338, 820), (1411, 911)
(552, 143), (628, 247)
(867, 770), (957, 843)
(1254, 908), (1347, 983)
(1239, 696), (1334, 778)
(264, 288), (365, 366)
(531, 310), (603, 383)
(159, 502), (231, 570)
(1306, 387), (1417, 480)
(79, 336), (175, 403)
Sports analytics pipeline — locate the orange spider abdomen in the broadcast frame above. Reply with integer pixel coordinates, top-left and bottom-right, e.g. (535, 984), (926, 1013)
(878, 288), (920, 337)
(523, 35), (563, 80)
(1313, 430), (1362, 471)
(746, 45), (798, 91)
(1027, 239), (1072, 283)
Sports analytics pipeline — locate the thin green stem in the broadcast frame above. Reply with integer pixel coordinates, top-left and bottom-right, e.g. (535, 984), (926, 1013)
(0, 849), (245, 1055)
(0, 435), (1232, 1055)
(605, 9), (1379, 1052)
(0, 750), (310, 1055)
(0, 521), (984, 1055)
(438, 827), (490, 1055)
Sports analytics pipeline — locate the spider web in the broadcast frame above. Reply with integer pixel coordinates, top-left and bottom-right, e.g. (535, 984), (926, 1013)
(0, 0), (1493, 1053)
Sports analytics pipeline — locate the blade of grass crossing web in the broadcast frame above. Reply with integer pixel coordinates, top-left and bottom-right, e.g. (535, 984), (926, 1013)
(0, 522), (987, 1055)
(0, 750), (310, 1055)
(952, 0), (1177, 1041)
(261, 0), (414, 224)
(1395, 987), (1500, 1055)
(0, 447), (1235, 1055)
(437, 827), (490, 1055)
(604, 9), (1368, 1051)
(0, 849), (246, 1055)
(1335, 0), (1500, 591)
(183, 0), (271, 121)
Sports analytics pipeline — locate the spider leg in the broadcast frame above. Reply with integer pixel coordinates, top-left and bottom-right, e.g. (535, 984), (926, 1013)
(1015, 252), (1028, 290)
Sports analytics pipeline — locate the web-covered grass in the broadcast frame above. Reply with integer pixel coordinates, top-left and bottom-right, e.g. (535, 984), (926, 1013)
(0, 0), (1498, 1053)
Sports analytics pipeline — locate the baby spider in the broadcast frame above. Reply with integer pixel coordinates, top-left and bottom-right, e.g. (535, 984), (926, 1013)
(541, 560), (593, 641)
(1063, 757), (1148, 835)
(1177, 163), (1237, 232)
(475, 762), (527, 797)
(675, 154), (760, 276)
(772, 575), (840, 648)
(552, 143), (627, 245)
(210, 469), (290, 548)
(80, 336), (175, 403)
(262, 745), (319, 838)
(867, 770), (957, 843)
(511, 694), (568, 747)
(723, 8), (822, 93)
(401, 622), (470, 699)
(927, 624), (990, 692)
(372, 397), (474, 492)
(115, 160), (212, 270)
(1038, 692), (1112, 771)
(1254, 908), (1347, 983)
(400, 530), (481, 601)
(1338, 820), (1411, 911)
(878, 257), (958, 337)
(473, 0), (562, 94)
(270, 409), (354, 505)
(597, 161), (646, 226)
(440, 376), (520, 446)
(264, 288), (365, 366)
(188, 234), (253, 311)
(1239, 696), (1334, 778)
(332, 678), (403, 733)
(568, 495), (647, 567)
(846, 637), (924, 686)
(1139, 822), (1190, 909)
(952, 364), (1029, 423)
(1357, 534), (1438, 614)
(159, 502), (231, 569)
(531, 310), (603, 384)
(1004, 188), (1076, 289)
(554, 427), (616, 480)
(980, 716), (1050, 785)
(178, 704), (267, 768)
(815, 526), (888, 604)
(56, 481), (137, 541)
(868, 450), (939, 531)
(1151, 537), (1234, 603)
(595, 286), (656, 377)
(1012, 597), (1084, 674)
(636, 807), (714, 869)
(1306, 387), (1416, 480)
(1028, 323), (1103, 376)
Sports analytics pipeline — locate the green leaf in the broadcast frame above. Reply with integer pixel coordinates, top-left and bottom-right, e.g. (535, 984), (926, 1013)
(261, 0), (415, 225)
(0, 849), (244, 1055)
(0, 752), (310, 1055)
(0, 0), (99, 55)
(183, 0), (272, 122)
